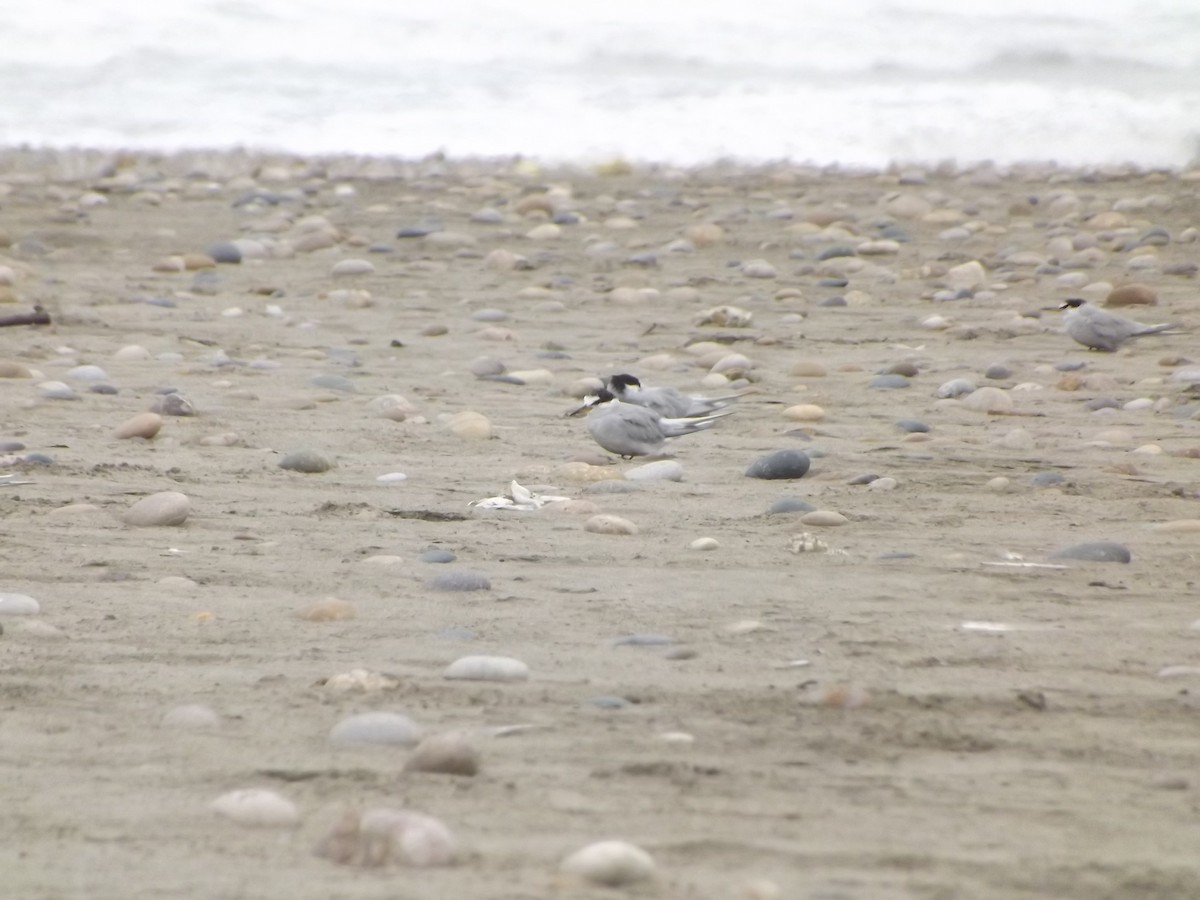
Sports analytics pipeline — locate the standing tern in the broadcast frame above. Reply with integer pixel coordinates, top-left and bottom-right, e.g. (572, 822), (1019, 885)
(606, 373), (746, 418)
(567, 389), (732, 458)
(1058, 298), (1180, 351)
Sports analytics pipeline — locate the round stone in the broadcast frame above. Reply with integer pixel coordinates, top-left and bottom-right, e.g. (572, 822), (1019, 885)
(783, 404), (825, 421)
(745, 450), (810, 480)
(123, 491), (190, 527)
(689, 537), (720, 551)
(330, 711), (423, 746)
(936, 378), (976, 399)
(561, 840), (655, 887)
(279, 450), (334, 473)
(767, 497), (816, 514)
(444, 655), (529, 682)
(330, 259), (375, 277)
(1105, 283), (1157, 307)
(869, 375), (910, 390)
(800, 510), (849, 526)
(211, 790), (299, 828)
(403, 732), (481, 776)
(114, 412), (163, 440)
(624, 461), (683, 482)
(959, 387), (1013, 413)
(0, 593), (40, 615)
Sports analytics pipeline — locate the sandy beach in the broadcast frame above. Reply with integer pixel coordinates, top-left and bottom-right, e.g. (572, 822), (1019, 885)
(2, 149), (1200, 899)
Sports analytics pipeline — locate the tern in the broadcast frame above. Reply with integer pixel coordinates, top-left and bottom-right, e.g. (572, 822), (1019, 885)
(606, 373), (746, 418)
(1058, 298), (1180, 351)
(567, 389), (731, 458)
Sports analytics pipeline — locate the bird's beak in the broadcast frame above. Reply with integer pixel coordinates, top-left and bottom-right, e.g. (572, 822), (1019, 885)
(565, 394), (600, 417)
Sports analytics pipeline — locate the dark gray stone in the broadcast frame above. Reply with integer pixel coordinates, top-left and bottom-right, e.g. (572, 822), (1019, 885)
(745, 449), (810, 480)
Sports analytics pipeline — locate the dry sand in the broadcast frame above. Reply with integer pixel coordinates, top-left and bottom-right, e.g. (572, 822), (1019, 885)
(2, 150), (1200, 899)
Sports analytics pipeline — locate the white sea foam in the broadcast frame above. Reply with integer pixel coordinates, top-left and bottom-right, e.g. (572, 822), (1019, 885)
(2, 0), (1197, 167)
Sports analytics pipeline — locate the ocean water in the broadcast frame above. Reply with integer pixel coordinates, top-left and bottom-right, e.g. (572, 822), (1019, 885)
(2, 0), (1198, 169)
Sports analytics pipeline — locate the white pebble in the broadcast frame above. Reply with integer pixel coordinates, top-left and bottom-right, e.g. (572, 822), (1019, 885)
(122, 491), (190, 527)
(330, 712), (423, 746)
(376, 472), (409, 483)
(444, 655), (529, 683)
(689, 537), (720, 551)
(561, 840), (656, 887)
(584, 514), (639, 535)
(0, 592), (40, 615)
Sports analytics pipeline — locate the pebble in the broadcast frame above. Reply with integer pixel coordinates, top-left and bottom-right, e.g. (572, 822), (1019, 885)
(1105, 283), (1157, 306)
(211, 789), (299, 828)
(783, 403), (825, 421)
(959, 387), (1013, 413)
(150, 393), (195, 416)
(690, 537), (720, 551)
(65, 364), (109, 382)
(868, 477), (898, 491)
(1151, 520), (1200, 533)
(403, 732), (481, 776)
(1029, 472), (1064, 488)
(426, 570), (491, 591)
(444, 410), (492, 440)
(869, 374), (910, 389)
(936, 378), (976, 399)
(330, 258), (375, 277)
(162, 704), (222, 730)
(376, 472), (408, 484)
(0, 592), (40, 615)
(625, 460), (683, 482)
(367, 394), (418, 421)
(584, 514), (639, 535)
(419, 548), (456, 563)
(330, 711), (423, 746)
(123, 491), (190, 527)
(206, 241), (242, 263)
(768, 497), (816, 514)
(38, 381), (79, 401)
(745, 450), (810, 480)
(278, 450), (334, 473)
(444, 655), (529, 682)
(561, 840), (655, 887)
(895, 419), (930, 433)
(984, 364), (1013, 380)
(986, 476), (1011, 492)
(1050, 542), (1132, 563)
(114, 412), (163, 440)
(800, 510), (849, 526)
(314, 808), (457, 868)
(309, 374), (355, 393)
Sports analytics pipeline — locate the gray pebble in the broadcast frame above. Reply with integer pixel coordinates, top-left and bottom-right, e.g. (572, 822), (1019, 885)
(612, 634), (673, 647)
(1085, 397), (1121, 411)
(817, 277), (849, 287)
(330, 711), (422, 747)
(846, 473), (880, 485)
(420, 548), (457, 564)
(876, 551), (918, 560)
(21, 452), (54, 466)
(0, 441), (25, 452)
(190, 271), (221, 295)
(767, 497), (816, 514)
(469, 357), (506, 378)
(278, 450), (334, 473)
(895, 419), (930, 433)
(145, 296), (176, 308)
(309, 374), (356, 392)
(207, 241), (242, 264)
(936, 378), (977, 399)
(367, 243), (394, 253)
(1050, 542), (1132, 563)
(818, 245), (857, 261)
(66, 364), (109, 382)
(426, 570), (491, 592)
(626, 252), (658, 267)
(1055, 361), (1087, 372)
(984, 364), (1012, 380)
(745, 449), (810, 480)
(150, 393), (195, 416)
(396, 226), (434, 238)
(471, 308), (508, 322)
(588, 696), (630, 710)
(869, 374), (911, 389)
(1029, 472), (1064, 487)
(818, 296), (847, 307)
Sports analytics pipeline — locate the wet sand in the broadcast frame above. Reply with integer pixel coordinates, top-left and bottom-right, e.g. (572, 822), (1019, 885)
(2, 150), (1200, 899)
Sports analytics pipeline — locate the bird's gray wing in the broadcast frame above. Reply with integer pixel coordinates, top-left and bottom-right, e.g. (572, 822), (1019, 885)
(1070, 308), (1138, 348)
(589, 407), (664, 454)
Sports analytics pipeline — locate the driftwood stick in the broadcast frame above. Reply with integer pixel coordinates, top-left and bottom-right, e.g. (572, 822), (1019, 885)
(0, 307), (51, 328)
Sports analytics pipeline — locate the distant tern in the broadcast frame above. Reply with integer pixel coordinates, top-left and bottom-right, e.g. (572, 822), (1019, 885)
(606, 373), (745, 418)
(1058, 298), (1180, 351)
(567, 389), (732, 458)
